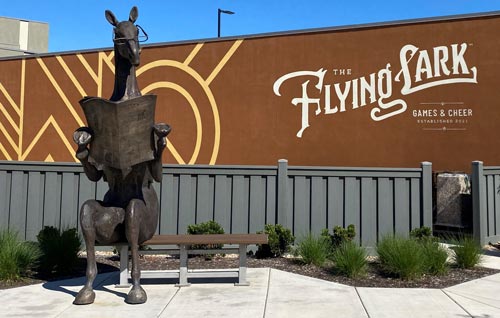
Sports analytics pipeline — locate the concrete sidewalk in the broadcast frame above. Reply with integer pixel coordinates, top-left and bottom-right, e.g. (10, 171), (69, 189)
(2, 255), (500, 318)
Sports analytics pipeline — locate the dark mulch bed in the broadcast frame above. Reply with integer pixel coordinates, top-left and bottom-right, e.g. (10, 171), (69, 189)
(2, 252), (497, 290)
(0, 258), (117, 290)
(253, 258), (498, 288)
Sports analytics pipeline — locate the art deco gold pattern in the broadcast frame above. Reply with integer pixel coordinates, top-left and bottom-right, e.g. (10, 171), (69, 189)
(0, 40), (243, 164)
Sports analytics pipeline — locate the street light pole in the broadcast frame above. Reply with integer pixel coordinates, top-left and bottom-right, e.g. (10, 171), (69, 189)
(218, 8), (235, 38)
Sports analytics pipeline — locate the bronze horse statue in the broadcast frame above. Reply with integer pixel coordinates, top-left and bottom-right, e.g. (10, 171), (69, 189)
(73, 6), (170, 305)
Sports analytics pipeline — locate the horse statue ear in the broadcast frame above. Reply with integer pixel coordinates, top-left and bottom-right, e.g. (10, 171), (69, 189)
(129, 6), (138, 23)
(105, 10), (119, 26)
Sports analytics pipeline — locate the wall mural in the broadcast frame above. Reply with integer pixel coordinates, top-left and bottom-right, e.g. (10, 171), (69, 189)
(0, 14), (499, 171)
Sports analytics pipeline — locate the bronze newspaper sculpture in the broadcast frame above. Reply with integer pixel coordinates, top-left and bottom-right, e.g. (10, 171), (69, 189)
(72, 6), (171, 305)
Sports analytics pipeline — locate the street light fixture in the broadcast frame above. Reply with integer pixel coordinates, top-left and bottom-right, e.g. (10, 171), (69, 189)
(218, 8), (235, 38)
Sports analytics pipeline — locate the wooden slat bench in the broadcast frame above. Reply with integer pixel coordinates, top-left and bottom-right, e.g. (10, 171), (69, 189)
(115, 234), (268, 287)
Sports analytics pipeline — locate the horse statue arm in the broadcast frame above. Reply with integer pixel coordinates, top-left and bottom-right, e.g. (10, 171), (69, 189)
(151, 123), (171, 182)
(73, 127), (103, 182)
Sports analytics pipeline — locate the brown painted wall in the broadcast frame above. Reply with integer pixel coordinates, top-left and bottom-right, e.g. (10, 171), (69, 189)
(0, 14), (498, 171)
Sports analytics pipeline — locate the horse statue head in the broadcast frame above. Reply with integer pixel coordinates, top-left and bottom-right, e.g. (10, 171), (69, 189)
(105, 6), (147, 101)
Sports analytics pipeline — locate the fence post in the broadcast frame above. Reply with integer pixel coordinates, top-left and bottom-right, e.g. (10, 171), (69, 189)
(471, 161), (487, 246)
(277, 159), (289, 228)
(421, 161), (433, 229)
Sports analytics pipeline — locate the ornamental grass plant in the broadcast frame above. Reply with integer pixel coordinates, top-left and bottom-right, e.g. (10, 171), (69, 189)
(376, 235), (425, 280)
(0, 229), (41, 281)
(331, 241), (367, 278)
(452, 235), (482, 269)
(295, 234), (330, 267)
(420, 239), (449, 275)
(410, 226), (449, 275)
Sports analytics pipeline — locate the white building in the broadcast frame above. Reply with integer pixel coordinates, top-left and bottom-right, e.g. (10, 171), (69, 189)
(0, 16), (48, 57)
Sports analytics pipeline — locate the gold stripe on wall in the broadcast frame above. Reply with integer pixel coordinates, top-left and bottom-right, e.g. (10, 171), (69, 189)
(44, 154), (54, 162)
(206, 39), (243, 85)
(0, 143), (12, 160)
(101, 51), (115, 74)
(0, 102), (20, 134)
(20, 115), (76, 161)
(57, 56), (88, 97)
(184, 43), (204, 65)
(0, 83), (21, 115)
(142, 81), (202, 164)
(0, 59), (25, 160)
(36, 58), (84, 127)
(18, 59), (26, 160)
(0, 121), (19, 153)
(76, 54), (99, 84)
(137, 59), (221, 164)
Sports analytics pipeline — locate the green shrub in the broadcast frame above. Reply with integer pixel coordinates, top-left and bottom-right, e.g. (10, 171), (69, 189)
(187, 220), (225, 248)
(421, 240), (449, 275)
(410, 226), (433, 241)
(296, 234), (330, 266)
(0, 229), (41, 281)
(187, 220), (225, 236)
(452, 236), (482, 269)
(322, 224), (356, 250)
(376, 235), (424, 280)
(187, 220), (225, 259)
(37, 226), (81, 274)
(332, 241), (367, 278)
(256, 224), (295, 258)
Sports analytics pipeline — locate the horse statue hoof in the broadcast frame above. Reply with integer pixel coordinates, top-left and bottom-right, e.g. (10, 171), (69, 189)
(126, 286), (147, 304)
(73, 287), (96, 305)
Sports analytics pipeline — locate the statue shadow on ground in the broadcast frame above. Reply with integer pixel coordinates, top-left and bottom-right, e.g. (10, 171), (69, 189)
(42, 272), (128, 301)
(484, 248), (500, 257)
(42, 274), (239, 302)
(140, 277), (239, 285)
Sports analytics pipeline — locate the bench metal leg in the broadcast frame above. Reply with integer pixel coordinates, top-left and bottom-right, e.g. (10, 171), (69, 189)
(116, 245), (131, 288)
(235, 244), (250, 286)
(176, 244), (191, 287)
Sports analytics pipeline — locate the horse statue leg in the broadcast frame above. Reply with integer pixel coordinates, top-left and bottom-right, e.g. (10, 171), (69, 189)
(74, 200), (125, 305)
(73, 201), (100, 305)
(124, 199), (149, 304)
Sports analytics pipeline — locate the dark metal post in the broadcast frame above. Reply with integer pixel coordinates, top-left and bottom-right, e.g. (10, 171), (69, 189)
(218, 9), (221, 38)
(472, 161), (487, 245)
(218, 8), (235, 38)
(277, 159), (289, 228)
(421, 161), (433, 229)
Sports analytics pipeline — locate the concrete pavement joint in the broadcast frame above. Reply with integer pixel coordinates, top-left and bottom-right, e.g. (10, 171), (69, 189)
(444, 288), (500, 311)
(54, 302), (75, 318)
(354, 287), (371, 318)
(157, 286), (180, 317)
(441, 290), (473, 317)
(262, 268), (271, 318)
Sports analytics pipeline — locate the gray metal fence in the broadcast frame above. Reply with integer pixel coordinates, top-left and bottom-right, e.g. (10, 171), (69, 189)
(471, 161), (500, 245)
(281, 161), (433, 247)
(0, 160), (433, 247)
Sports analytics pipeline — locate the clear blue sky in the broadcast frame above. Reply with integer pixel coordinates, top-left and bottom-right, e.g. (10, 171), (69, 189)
(3, 1), (500, 53)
